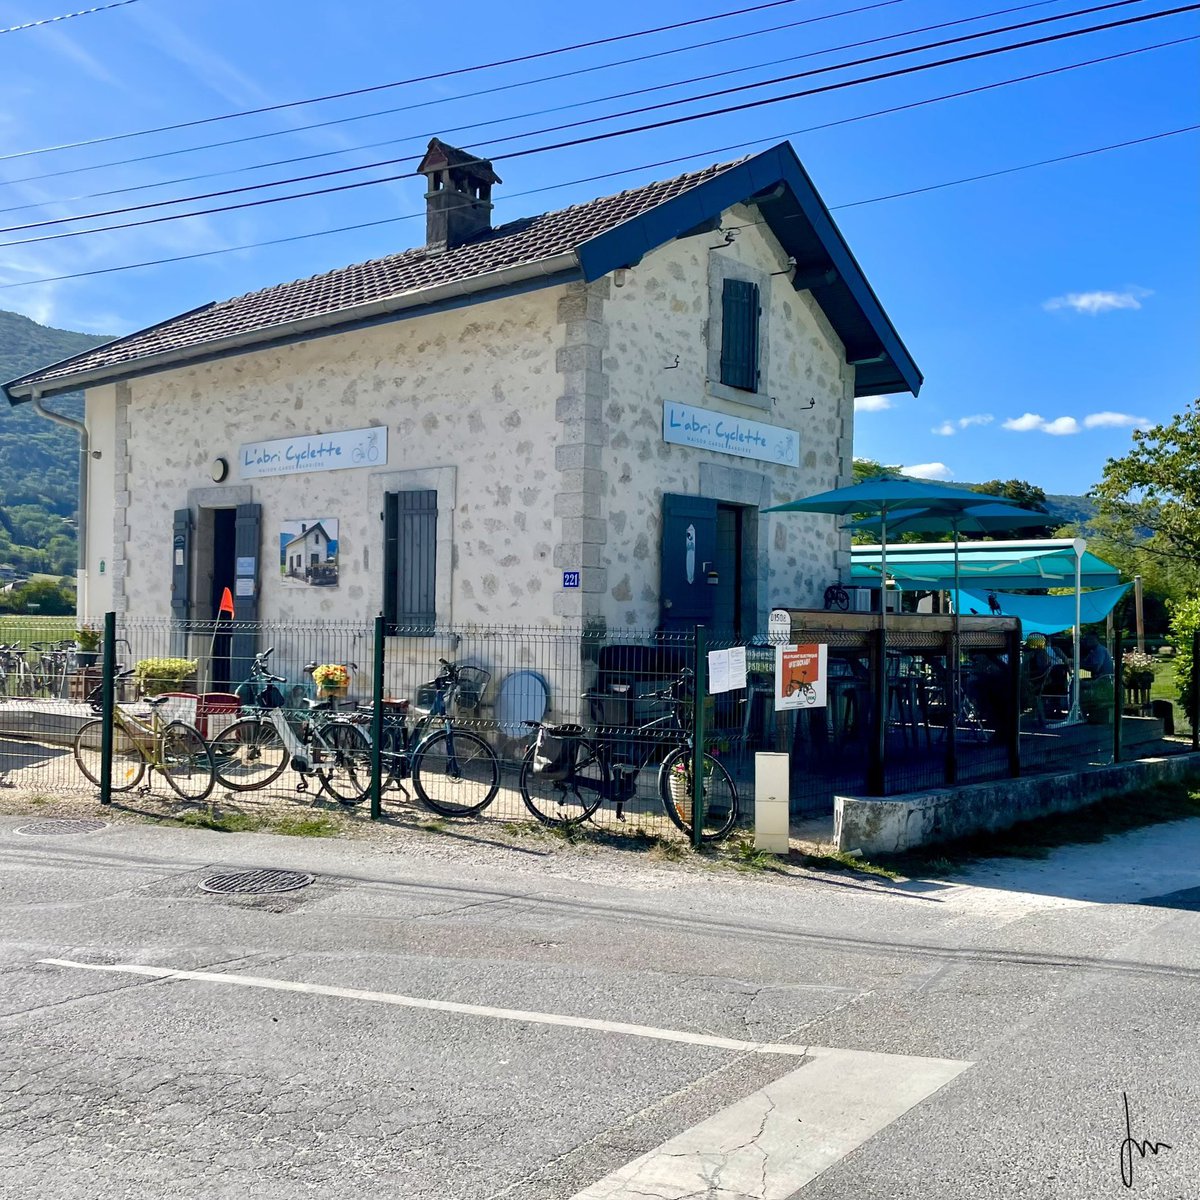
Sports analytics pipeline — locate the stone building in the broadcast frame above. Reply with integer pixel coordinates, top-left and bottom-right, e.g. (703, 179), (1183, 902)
(6, 139), (921, 647)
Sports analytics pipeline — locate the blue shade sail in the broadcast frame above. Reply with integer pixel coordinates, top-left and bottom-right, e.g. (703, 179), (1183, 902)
(951, 584), (1131, 635)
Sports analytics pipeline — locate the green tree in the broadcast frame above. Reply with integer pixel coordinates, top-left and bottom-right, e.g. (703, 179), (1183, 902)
(972, 478), (1047, 510)
(1089, 399), (1200, 602)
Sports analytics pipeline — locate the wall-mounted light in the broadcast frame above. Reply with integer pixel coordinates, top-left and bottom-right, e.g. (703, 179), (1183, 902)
(209, 456), (229, 483)
(702, 561), (719, 586)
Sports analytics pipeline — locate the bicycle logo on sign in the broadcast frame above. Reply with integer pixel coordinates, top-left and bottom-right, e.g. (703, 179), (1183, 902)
(351, 431), (381, 465)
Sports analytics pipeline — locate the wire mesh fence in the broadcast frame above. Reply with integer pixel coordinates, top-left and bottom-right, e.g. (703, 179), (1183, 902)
(1, 613), (1193, 842)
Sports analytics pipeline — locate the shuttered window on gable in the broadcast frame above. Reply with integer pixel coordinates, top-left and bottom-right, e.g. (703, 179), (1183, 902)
(719, 278), (760, 392)
(383, 490), (437, 635)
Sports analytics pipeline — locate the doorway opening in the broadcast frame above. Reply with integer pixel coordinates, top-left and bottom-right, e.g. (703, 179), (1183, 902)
(195, 507), (237, 689)
(714, 503), (756, 638)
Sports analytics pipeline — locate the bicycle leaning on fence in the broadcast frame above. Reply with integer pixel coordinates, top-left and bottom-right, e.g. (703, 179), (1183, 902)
(518, 667), (740, 841)
(207, 647), (374, 804)
(357, 658), (500, 817)
(74, 671), (216, 800)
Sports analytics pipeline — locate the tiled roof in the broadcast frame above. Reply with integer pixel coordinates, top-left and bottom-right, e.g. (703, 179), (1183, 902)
(7, 157), (742, 396)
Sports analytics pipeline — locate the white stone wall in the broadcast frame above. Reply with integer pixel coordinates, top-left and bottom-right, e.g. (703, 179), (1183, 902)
(95, 287), (564, 625)
(601, 206), (855, 630)
(85, 202), (860, 645)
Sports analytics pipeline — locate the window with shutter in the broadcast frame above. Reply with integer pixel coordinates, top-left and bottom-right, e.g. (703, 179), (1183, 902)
(384, 490), (437, 635)
(720, 278), (760, 391)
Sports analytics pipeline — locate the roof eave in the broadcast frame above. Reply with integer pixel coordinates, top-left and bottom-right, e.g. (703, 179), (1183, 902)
(4, 251), (581, 403)
(575, 142), (922, 398)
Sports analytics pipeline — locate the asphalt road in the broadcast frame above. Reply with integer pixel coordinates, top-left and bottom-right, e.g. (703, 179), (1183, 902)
(1, 813), (1198, 1199)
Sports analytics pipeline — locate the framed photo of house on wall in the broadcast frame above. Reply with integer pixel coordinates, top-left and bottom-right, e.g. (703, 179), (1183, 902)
(280, 518), (339, 588)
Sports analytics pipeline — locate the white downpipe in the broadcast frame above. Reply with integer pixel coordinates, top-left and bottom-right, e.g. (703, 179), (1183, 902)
(1070, 537), (1084, 723)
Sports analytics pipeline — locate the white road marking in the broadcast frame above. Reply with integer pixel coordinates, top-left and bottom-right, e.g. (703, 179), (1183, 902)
(38, 958), (810, 1056)
(569, 1045), (971, 1199)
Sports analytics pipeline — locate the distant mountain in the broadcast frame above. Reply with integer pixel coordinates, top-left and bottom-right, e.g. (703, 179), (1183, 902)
(1042, 491), (1097, 531)
(0, 309), (112, 576)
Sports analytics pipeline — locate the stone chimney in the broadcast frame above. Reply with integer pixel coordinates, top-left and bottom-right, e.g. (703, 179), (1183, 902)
(416, 138), (502, 254)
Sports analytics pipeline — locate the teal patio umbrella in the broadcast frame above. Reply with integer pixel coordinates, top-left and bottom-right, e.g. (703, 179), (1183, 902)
(764, 476), (1026, 790)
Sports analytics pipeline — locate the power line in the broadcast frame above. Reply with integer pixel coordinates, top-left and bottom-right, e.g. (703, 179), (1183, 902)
(0, 0), (926, 196)
(0, 0), (139, 35)
(0, 0), (821, 161)
(2, 59), (1194, 290)
(835, 123), (1200, 206)
(0, 0), (1068, 218)
(0, 0), (1177, 239)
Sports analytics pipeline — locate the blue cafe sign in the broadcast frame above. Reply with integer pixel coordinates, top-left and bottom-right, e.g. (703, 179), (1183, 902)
(662, 402), (799, 468)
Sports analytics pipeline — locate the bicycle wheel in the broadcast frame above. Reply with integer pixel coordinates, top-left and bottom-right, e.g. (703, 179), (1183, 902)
(210, 718), (288, 791)
(659, 748), (740, 842)
(519, 738), (607, 827)
(160, 721), (215, 801)
(412, 728), (499, 817)
(73, 717), (146, 792)
(314, 721), (372, 805)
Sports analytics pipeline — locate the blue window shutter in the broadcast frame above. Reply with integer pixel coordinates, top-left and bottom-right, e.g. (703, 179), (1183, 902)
(170, 509), (192, 622)
(720, 278), (760, 391)
(385, 490), (437, 634)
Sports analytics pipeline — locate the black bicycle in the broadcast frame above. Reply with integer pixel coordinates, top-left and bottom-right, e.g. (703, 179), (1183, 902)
(518, 668), (739, 841)
(357, 659), (500, 817)
(823, 583), (851, 612)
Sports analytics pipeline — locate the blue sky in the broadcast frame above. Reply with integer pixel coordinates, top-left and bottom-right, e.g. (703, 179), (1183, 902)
(1, 0), (1197, 494)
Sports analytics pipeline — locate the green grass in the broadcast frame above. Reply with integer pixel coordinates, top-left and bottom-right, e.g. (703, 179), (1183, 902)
(0, 615), (75, 646)
(179, 809), (264, 833)
(177, 808), (341, 837)
(797, 849), (901, 879)
(1149, 660), (1191, 739)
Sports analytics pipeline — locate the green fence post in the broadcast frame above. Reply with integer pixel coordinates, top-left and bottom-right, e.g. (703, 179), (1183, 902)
(99, 610), (116, 806)
(943, 630), (958, 786)
(1113, 627), (1124, 764)
(1192, 631), (1199, 753)
(370, 614), (385, 820)
(692, 625), (707, 852)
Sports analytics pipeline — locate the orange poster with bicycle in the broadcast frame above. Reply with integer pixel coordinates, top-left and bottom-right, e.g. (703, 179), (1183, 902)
(775, 643), (828, 710)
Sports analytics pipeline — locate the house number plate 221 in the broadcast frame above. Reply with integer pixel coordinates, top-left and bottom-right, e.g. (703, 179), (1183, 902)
(562, 571), (580, 589)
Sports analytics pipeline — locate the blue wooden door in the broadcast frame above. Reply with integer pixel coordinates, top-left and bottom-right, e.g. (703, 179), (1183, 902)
(660, 494), (717, 631)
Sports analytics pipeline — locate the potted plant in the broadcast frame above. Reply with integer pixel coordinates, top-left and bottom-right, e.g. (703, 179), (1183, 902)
(1121, 649), (1157, 708)
(133, 657), (198, 697)
(312, 662), (350, 699)
(668, 755), (714, 823)
(74, 625), (102, 668)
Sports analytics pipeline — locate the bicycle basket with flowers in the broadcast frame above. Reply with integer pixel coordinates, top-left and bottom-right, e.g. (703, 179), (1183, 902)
(668, 754), (714, 820)
(312, 663), (350, 694)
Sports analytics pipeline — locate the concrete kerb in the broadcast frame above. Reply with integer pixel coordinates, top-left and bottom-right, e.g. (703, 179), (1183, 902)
(833, 752), (1200, 857)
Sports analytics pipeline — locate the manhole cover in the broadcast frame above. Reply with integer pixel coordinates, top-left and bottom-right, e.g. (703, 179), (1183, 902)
(16, 819), (108, 836)
(199, 868), (316, 896)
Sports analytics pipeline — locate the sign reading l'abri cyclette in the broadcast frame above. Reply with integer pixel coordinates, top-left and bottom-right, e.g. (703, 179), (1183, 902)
(662, 402), (799, 467)
(239, 426), (387, 479)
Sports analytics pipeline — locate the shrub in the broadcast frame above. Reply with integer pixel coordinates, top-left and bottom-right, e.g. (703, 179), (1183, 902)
(1169, 595), (1200, 720)
(134, 656), (198, 696)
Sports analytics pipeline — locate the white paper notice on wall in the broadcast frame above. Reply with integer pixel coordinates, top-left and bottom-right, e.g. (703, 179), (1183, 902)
(707, 647), (747, 695)
(235, 578), (255, 597)
(174, 549), (183, 566)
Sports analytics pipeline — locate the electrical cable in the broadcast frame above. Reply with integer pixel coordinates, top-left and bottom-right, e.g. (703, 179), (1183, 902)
(1, 0), (824, 160)
(0, 0), (1072, 218)
(0, 0), (1178, 239)
(1, 0), (139, 35)
(2, 99), (1193, 289)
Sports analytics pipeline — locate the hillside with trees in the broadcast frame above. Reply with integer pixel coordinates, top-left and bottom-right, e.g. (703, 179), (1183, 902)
(0, 309), (112, 577)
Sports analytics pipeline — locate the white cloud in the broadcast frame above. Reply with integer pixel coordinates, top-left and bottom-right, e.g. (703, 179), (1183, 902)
(1043, 288), (1151, 315)
(1003, 412), (1079, 435)
(1042, 416), (1081, 436)
(932, 414), (993, 435)
(1083, 411), (1152, 429)
(902, 462), (953, 481)
(855, 395), (892, 412)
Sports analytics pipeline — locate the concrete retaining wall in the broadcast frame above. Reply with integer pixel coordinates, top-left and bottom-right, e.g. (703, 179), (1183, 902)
(834, 752), (1200, 856)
